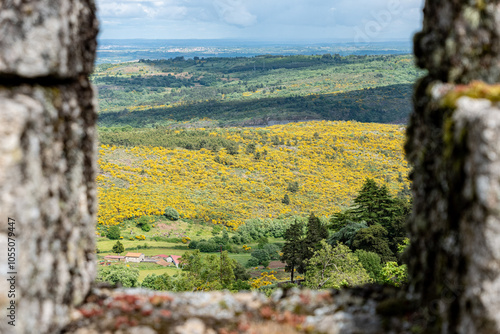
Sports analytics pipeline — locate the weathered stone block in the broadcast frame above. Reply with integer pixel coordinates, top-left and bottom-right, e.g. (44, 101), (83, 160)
(63, 286), (418, 334)
(406, 81), (500, 333)
(0, 81), (97, 334)
(415, 1), (500, 84)
(0, 0), (98, 78)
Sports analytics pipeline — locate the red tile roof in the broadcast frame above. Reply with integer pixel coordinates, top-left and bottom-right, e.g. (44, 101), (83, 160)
(169, 255), (182, 263)
(156, 259), (169, 267)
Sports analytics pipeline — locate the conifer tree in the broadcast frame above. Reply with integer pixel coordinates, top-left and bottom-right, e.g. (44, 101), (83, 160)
(299, 213), (329, 273)
(112, 240), (124, 254)
(352, 179), (394, 226)
(352, 225), (395, 263)
(280, 220), (304, 282)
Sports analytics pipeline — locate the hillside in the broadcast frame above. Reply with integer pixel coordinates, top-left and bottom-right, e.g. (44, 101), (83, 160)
(93, 54), (422, 127)
(97, 120), (410, 228)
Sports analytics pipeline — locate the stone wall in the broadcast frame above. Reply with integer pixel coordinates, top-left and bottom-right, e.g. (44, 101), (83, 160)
(63, 285), (421, 334)
(406, 0), (500, 332)
(0, 1), (99, 333)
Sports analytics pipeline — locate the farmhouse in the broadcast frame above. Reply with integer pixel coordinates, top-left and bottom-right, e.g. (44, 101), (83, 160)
(125, 252), (145, 263)
(166, 255), (182, 268)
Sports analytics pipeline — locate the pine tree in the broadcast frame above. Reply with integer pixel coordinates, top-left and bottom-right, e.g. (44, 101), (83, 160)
(280, 220), (304, 282)
(352, 178), (396, 229)
(112, 240), (124, 254)
(329, 208), (357, 231)
(299, 213), (329, 273)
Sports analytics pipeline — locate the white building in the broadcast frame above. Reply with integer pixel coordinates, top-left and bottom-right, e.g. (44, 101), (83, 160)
(125, 252), (144, 263)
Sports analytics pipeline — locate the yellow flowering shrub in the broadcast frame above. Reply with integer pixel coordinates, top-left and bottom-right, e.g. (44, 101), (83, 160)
(96, 121), (410, 227)
(250, 271), (278, 289)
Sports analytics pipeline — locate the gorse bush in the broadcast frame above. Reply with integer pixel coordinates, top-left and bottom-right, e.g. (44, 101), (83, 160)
(164, 207), (179, 221)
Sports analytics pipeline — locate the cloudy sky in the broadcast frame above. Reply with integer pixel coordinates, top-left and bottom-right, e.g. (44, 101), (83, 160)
(96, 0), (425, 42)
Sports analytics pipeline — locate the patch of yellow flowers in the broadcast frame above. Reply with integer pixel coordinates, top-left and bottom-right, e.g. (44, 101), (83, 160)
(250, 271), (278, 289)
(97, 121), (410, 227)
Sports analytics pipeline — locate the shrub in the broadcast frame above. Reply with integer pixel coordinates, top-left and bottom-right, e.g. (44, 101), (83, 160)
(282, 194), (290, 205)
(231, 279), (251, 291)
(97, 266), (139, 288)
(141, 223), (151, 232)
(251, 249), (270, 267)
(197, 241), (220, 253)
(287, 181), (299, 193)
(137, 216), (150, 226)
(228, 244), (243, 254)
(279, 282), (298, 289)
(233, 262), (251, 281)
(211, 225), (223, 235)
(355, 249), (383, 282)
(107, 226), (121, 240)
(141, 273), (172, 291)
(246, 257), (260, 268)
(380, 261), (408, 287)
(263, 244), (281, 260)
(231, 235), (243, 245)
(164, 207), (180, 221)
(151, 236), (182, 243)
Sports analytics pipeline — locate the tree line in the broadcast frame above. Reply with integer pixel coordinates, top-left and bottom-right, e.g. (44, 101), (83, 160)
(280, 178), (410, 288)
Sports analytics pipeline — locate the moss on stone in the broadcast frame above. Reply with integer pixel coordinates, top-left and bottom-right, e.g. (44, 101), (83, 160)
(441, 81), (500, 109)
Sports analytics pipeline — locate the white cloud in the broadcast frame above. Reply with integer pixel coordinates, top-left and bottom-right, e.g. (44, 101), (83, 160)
(98, 0), (188, 19)
(95, 0), (425, 40)
(214, 0), (257, 27)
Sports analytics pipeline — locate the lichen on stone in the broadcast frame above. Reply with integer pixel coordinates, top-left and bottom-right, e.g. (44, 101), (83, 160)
(440, 81), (500, 109)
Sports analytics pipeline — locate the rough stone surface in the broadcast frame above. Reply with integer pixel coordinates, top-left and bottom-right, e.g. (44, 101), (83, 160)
(0, 0), (99, 333)
(62, 286), (423, 334)
(415, 0), (500, 84)
(0, 0), (98, 78)
(407, 1), (500, 332)
(406, 81), (500, 333)
(0, 81), (98, 334)
(453, 97), (500, 333)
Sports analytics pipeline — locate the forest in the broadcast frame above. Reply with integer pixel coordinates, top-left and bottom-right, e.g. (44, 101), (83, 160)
(93, 54), (421, 128)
